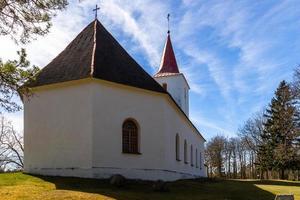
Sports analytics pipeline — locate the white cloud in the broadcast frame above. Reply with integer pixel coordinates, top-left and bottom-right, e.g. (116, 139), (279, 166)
(1, 0), (299, 139)
(190, 113), (235, 139)
(184, 46), (232, 99)
(101, 0), (166, 68)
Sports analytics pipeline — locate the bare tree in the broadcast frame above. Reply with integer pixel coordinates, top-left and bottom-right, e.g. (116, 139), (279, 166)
(0, 116), (23, 170)
(205, 135), (226, 177)
(238, 112), (265, 153)
(205, 135), (260, 179)
(225, 138), (237, 178)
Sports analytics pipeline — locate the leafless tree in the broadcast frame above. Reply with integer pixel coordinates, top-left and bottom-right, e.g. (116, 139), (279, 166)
(205, 135), (226, 177)
(0, 116), (23, 170)
(238, 112), (265, 153)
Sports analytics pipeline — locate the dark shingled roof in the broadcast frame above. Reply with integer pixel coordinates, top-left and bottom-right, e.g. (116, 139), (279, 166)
(28, 19), (205, 141)
(29, 20), (166, 94)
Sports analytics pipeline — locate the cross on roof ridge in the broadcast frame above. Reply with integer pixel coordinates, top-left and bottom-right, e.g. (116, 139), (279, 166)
(93, 4), (100, 20)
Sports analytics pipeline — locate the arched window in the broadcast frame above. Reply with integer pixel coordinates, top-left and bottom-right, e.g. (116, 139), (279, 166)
(176, 134), (180, 161)
(184, 140), (188, 164)
(196, 149), (199, 168)
(122, 119), (139, 154)
(191, 145), (194, 167)
(200, 152), (202, 169)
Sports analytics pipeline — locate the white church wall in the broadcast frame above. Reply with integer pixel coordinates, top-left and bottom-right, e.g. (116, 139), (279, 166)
(91, 79), (205, 180)
(91, 79), (168, 172)
(24, 79), (205, 181)
(24, 80), (94, 175)
(154, 74), (189, 116)
(163, 98), (206, 177)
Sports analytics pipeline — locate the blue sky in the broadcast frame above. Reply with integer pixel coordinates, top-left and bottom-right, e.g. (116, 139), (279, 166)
(1, 0), (300, 140)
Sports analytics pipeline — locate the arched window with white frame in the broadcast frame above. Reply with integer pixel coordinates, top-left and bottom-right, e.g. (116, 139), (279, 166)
(122, 119), (139, 154)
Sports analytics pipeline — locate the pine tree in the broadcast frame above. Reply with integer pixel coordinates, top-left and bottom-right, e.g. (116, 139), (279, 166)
(0, 0), (68, 44)
(261, 80), (299, 179)
(0, 49), (40, 112)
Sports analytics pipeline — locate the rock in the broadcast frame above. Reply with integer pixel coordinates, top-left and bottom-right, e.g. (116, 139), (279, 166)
(110, 174), (126, 187)
(275, 194), (294, 200)
(152, 180), (169, 192)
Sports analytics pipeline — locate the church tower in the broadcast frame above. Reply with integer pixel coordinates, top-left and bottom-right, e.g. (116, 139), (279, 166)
(154, 27), (190, 116)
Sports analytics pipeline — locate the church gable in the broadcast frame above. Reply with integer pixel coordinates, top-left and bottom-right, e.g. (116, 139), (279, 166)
(29, 20), (166, 94)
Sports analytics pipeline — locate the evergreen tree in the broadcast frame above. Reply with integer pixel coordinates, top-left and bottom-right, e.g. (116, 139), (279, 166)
(0, 49), (39, 112)
(0, 1), (68, 112)
(261, 80), (299, 179)
(0, 0), (68, 44)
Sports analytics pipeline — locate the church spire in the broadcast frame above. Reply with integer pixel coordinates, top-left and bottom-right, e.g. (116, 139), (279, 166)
(155, 14), (179, 76)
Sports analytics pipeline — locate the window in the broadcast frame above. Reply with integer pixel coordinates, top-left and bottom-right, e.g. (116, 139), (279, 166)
(191, 145), (194, 167)
(122, 119), (139, 154)
(184, 140), (188, 164)
(162, 83), (167, 90)
(196, 149), (199, 168)
(176, 134), (180, 161)
(200, 152), (202, 169)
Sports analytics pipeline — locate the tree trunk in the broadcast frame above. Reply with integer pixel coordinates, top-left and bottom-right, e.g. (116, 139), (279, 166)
(259, 169), (263, 180)
(280, 168), (285, 180)
(228, 152), (231, 178)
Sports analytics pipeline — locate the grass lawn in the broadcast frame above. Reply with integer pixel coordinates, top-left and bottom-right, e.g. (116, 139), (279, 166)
(0, 173), (299, 200)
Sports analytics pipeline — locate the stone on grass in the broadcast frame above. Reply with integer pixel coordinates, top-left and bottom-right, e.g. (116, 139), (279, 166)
(275, 194), (294, 200)
(152, 180), (169, 192)
(110, 174), (126, 187)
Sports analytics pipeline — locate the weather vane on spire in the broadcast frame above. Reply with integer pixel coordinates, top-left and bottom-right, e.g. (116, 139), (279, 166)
(167, 13), (170, 34)
(93, 4), (100, 20)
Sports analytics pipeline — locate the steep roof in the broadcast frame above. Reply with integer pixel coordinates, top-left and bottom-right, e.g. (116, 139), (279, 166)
(28, 20), (166, 94)
(154, 33), (179, 77)
(27, 19), (204, 141)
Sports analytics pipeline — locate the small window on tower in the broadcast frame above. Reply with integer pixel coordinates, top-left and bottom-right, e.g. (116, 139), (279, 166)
(162, 83), (167, 90)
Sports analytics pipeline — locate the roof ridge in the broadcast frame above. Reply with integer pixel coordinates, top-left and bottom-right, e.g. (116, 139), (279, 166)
(90, 20), (98, 77)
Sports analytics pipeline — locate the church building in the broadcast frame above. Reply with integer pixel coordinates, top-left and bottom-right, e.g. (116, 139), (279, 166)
(23, 19), (206, 181)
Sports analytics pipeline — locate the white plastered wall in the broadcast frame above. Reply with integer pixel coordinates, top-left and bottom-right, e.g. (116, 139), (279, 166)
(23, 79), (205, 180)
(23, 80), (93, 177)
(154, 74), (189, 116)
(162, 98), (206, 177)
(91, 80), (167, 179)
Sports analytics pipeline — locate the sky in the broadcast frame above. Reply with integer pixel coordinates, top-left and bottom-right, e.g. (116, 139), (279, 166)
(0, 0), (300, 140)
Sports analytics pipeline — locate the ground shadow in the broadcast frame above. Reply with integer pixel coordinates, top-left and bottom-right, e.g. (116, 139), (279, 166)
(29, 174), (295, 200)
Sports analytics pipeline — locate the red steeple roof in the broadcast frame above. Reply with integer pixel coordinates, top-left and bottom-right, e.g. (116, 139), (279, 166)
(155, 33), (179, 76)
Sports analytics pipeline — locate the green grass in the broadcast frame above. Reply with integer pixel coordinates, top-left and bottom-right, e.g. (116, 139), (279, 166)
(0, 172), (299, 200)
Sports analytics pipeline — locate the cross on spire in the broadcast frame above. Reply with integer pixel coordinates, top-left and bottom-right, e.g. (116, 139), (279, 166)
(167, 13), (170, 34)
(93, 4), (100, 20)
